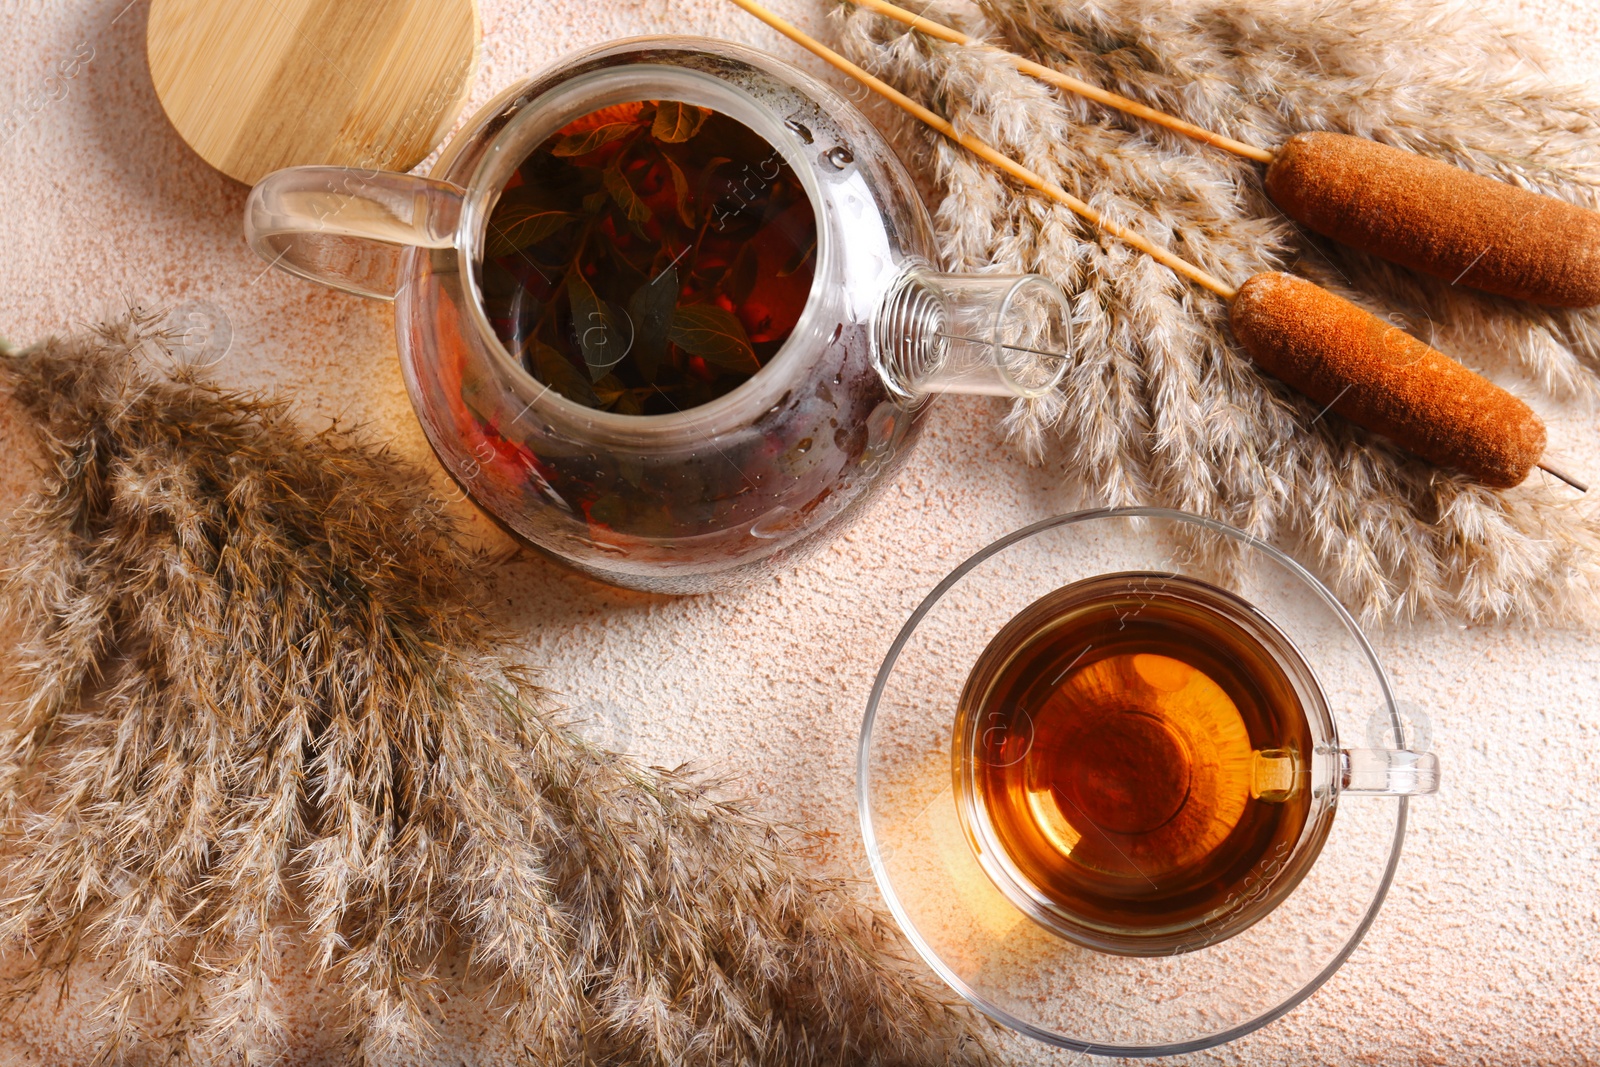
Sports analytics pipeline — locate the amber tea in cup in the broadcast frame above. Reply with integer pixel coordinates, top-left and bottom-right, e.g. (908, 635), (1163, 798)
(954, 572), (1334, 956)
(866, 510), (1440, 1049)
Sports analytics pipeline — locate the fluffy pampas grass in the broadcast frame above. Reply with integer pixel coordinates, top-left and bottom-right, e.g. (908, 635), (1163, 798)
(838, 0), (1600, 623)
(0, 313), (991, 1066)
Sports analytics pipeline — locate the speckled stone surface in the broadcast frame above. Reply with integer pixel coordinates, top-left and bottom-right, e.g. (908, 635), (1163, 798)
(0, 0), (1596, 1064)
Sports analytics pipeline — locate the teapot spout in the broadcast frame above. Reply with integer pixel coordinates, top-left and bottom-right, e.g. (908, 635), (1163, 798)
(872, 264), (1072, 401)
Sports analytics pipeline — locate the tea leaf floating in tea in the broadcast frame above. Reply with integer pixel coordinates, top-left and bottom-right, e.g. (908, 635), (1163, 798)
(0, 314), (991, 1065)
(654, 98), (712, 142)
(668, 303), (761, 373)
(551, 118), (638, 157)
(484, 195), (575, 258)
(480, 98), (817, 415)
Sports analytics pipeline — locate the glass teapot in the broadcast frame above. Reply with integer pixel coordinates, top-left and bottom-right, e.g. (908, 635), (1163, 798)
(245, 37), (1069, 593)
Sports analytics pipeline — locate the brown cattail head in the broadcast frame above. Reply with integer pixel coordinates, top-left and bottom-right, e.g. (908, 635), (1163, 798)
(1230, 272), (1546, 487)
(1266, 132), (1600, 308)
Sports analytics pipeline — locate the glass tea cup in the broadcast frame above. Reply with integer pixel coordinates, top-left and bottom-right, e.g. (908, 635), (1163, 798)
(860, 509), (1439, 1054)
(243, 37), (1071, 594)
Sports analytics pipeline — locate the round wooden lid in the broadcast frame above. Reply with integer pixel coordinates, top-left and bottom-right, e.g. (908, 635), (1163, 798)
(148, 0), (480, 185)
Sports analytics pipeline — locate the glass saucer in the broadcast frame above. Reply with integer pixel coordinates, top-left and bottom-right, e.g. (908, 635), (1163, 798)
(857, 508), (1411, 1055)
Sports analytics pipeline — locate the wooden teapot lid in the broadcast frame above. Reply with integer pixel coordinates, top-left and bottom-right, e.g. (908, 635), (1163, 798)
(147, 0), (480, 185)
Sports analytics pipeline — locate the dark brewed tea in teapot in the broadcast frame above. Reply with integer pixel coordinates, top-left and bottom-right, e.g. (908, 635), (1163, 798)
(479, 99), (817, 416)
(245, 39), (1069, 592)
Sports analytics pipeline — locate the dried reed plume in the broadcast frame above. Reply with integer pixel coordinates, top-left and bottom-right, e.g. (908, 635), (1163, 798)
(839, 0), (1600, 623)
(0, 312), (991, 1066)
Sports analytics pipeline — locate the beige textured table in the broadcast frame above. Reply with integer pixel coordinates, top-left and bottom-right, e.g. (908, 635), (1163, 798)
(1, 0), (1597, 1063)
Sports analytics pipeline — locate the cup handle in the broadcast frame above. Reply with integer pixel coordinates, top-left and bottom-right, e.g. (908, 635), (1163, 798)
(1339, 748), (1440, 796)
(244, 166), (466, 301)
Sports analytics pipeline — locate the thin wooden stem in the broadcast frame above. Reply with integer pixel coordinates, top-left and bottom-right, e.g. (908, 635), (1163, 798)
(1538, 462), (1589, 493)
(845, 0), (1277, 165)
(724, 0), (1239, 300)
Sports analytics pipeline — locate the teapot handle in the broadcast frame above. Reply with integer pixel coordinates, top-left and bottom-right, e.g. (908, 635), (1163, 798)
(244, 166), (465, 301)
